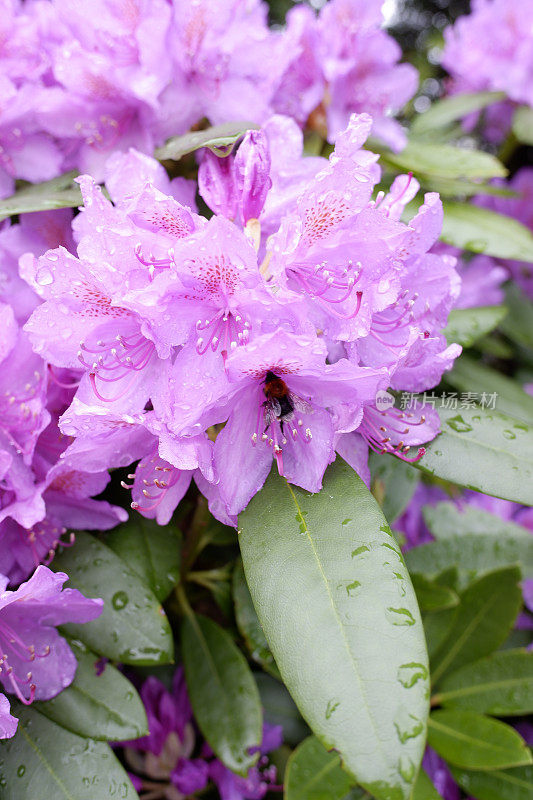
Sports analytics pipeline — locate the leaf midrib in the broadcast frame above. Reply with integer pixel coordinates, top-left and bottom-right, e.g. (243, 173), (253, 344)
(18, 719), (76, 800)
(438, 674), (532, 704)
(285, 480), (388, 768)
(428, 717), (528, 761)
(431, 588), (507, 685)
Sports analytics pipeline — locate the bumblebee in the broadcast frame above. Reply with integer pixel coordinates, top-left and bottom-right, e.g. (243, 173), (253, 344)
(263, 371), (311, 432)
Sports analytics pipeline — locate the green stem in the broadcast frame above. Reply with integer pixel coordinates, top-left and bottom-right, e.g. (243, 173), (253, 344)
(175, 583), (194, 619)
(182, 495), (211, 574)
(188, 568), (231, 582)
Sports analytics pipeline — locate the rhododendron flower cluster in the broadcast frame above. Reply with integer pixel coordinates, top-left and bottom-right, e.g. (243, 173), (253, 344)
(122, 668), (282, 799)
(19, 113), (461, 527)
(442, 0), (533, 141)
(0, 0), (417, 194)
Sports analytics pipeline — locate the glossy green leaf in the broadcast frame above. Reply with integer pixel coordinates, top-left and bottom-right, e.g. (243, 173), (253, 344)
(499, 284), (533, 350)
(155, 120), (259, 160)
(106, 517), (181, 602)
(512, 106), (533, 146)
(369, 452), (420, 523)
(34, 640), (148, 740)
(423, 177), (517, 198)
(284, 736), (355, 800)
(411, 91), (506, 135)
(0, 703), (139, 799)
(440, 202), (533, 262)
(451, 762), (533, 800)
(445, 355), (533, 423)
(411, 574), (459, 612)
(255, 673), (310, 747)
(414, 404), (533, 505)
(181, 612), (262, 774)
(239, 460), (429, 800)
(411, 768), (444, 799)
(435, 649), (533, 716)
(379, 141), (507, 180)
(233, 559), (280, 678)
(405, 529), (533, 582)
(424, 608), (459, 660)
(0, 171), (82, 220)
(443, 307), (508, 349)
(427, 710), (532, 770)
(422, 571), (460, 658)
(430, 567), (523, 687)
(53, 532), (173, 665)
(423, 502), (533, 545)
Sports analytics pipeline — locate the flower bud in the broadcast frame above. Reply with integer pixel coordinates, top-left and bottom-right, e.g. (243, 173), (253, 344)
(198, 150), (238, 220)
(234, 129), (272, 224)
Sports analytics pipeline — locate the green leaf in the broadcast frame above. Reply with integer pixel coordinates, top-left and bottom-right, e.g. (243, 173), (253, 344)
(411, 768), (444, 799)
(440, 202), (533, 262)
(500, 284), (533, 350)
(411, 91), (506, 135)
(427, 710), (532, 770)
(106, 517), (181, 602)
(33, 640), (148, 740)
(406, 533), (533, 583)
(53, 532), (173, 665)
(414, 404), (533, 505)
(232, 559), (280, 678)
(369, 452), (421, 523)
(451, 762), (533, 800)
(443, 307), (508, 349)
(435, 649), (533, 716)
(430, 567), (523, 687)
(0, 703), (139, 799)
(284, 736), (356, 800)
(512, 106), (533, 146)
(423, 177), (517, 198)
(239, 460), (429, 800)
(423, 502), (533, 547)
(255, 673), (310, 747)
(181, 612), (262, 774)
(411, 574), (459, 612)
(379, 141), (507, 180)
(445, 355), (533, 423)
(0, 171), (82, 221)
(155, 121), (259, 161)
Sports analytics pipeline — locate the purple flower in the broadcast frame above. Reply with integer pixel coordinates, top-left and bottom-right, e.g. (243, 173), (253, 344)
(442, 0), (533, 142)
(121, 212), (303, 362)
(0, 693), (17, 740)
(317, 0), (419, 150)
(0, 208), (75, 322)
(475, 169), (533, 299)
(165, 329), (385, 516)
(123, 668), (281, 800)
(35, 0), (173, 178)
(423, 747), (461, 800)
(0, 565), (102, 705)
(0, 76), (64, 199)
(199, 129), (272, 226)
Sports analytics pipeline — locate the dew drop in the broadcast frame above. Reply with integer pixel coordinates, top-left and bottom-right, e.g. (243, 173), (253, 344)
(325, 698), (340, 719)
(351, 544), (370, 557)
(36, 266), (54, 286)
(397, 662), (428, 688)
(502, 429), (516, 439)
(17, 765), (25, 778)
(386, 607), (416, 626)
(447, 415), (473, 433)
(112, 591), (129, 610)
